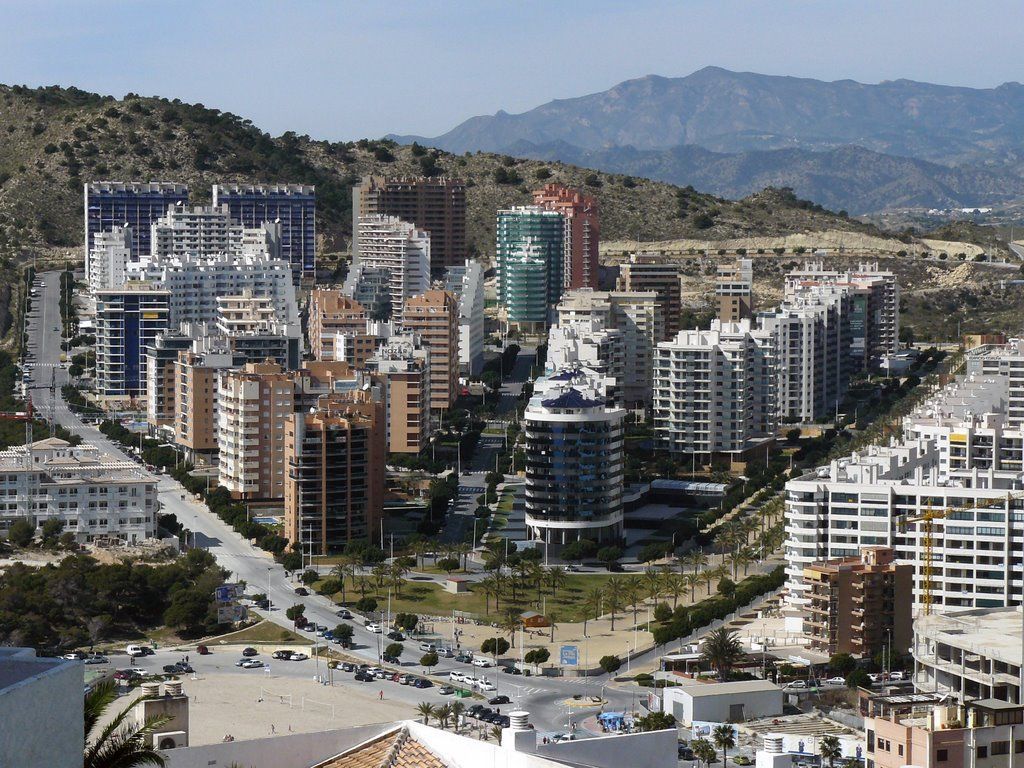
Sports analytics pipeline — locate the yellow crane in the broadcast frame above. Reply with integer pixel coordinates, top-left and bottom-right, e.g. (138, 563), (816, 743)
(899, 490), (1024, 615)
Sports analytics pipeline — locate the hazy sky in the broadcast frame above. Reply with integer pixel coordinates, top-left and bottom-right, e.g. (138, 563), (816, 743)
(2, 0), (1022, 141)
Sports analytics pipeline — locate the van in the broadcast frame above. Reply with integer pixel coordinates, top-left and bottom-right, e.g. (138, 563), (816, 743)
(125, 644), (145, 657)
(419, 642), (436, 653)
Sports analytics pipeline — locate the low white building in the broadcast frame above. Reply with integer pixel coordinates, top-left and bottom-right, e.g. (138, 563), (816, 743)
(664, 680), (784, 726)
(0, 438), (160, 544)
(0, 647), (83, 768)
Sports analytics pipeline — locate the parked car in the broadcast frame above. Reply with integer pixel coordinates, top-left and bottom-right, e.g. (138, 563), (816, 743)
(336, 609), (353, 619)
(462, 675), (479, 688)
(196, 645), (211, 655)
(383, 654), (400, 664)
(454, 652), (473, 663)
(418, 642), (436, 652)
(234, 659), (249, 667)
(294, 587), (309, 596)
(387, 630), (405, 641)
(354, 671), (374, 682)
(449, 671), (466, 683)
(437, 647), (454, 658)
(84, 655), (108, 666)
(678, 746), (695, 761)
(411, 678), (432, 689)
(824, 676), (847, 686)
(341, 662), (355, 672)
(273, 650), (294, 660)
(113, 669), (141, 681)
(366, 623), (382, 633)
(290, 652), (308, 661)
(398, 674), (414, 685)
(784, 680), (807, 689)
(241, 660), (264, 669)
(887, 671), (906, 681)
(373, 669), (389, 680)
(501, 666), (521, 675)
(315, 624), (327, 633)
(472, 657), (495, 668)
(62, 651), (87, 660)
(125, 644), (151, 657)
(478, 679), (496, 692)
(439, 685), (456, 695)
(488, 695), (510, 706)
(163, 665), (181, 674)
(241, 647), (258, 657)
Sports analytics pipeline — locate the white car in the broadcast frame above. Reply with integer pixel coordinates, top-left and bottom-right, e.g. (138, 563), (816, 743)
(241, 660), (264, 669)
(449, 671), (466, 683)
(125, 644), (146, 658)
(290, 652), (309, 661)
(887, 671), (906, 681)
(478, 679), (496, 692)
(462, 675), (479, 688)
(824, 676), (847, 686)
(366, 623), (382, 633)
(472, 657), (495, 668)
(784, 680), (807, 689)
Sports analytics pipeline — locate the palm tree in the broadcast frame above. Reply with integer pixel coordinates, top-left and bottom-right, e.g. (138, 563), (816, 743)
(371, 563), (389, 589)
(701, 627), (744, 681)
(546, 612), (559, 643)
(641, 568), (662, 603)
(454, 542), (472, 571)
(583, 587), (603, 635)
(415, 702), (436, 725)
(546, 566), (567, 599)
(662, 572), (685, 609)
(622, 580), (643, 624)
(819, 734), (842, 768)
(489, 725), (503, 744)
(498, 610), (521, 648)
(706, 564), (728, 594)
(477, 576), (497, 615)
(727, 551), (742, 580)
(682, 572), (701, 603)
(736, 547), (755, 576)
(436, 703), (452, 730)
(331, 563), (354, 603)
(389, 562), (409, 597)
(691, 737), (716, 768)
(450, 700), (466, 732)
(84, 680), (171, 768)
(713, 724), (736, 767)
(686, 549), (709, 575)
(603, 577), (624, 631)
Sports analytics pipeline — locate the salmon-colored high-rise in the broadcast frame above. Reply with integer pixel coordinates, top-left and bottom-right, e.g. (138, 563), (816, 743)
(532, 184), (600, 290)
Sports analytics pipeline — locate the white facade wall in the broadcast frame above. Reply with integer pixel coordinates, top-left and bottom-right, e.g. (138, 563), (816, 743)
(88, 226), (132, 292)
(444, 259), (485, 375)
(354, 215), (430, 325)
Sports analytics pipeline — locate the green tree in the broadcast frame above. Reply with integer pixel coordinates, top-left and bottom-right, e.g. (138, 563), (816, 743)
(285, 604), (306, 622)
(691, 738), (716, 768)
(524, 648), (550, 666)
(420, 651), (439, 674)
(599, 655), (621, 674)
(334, 624), (354, 646)
(846, 668), (871, 689)
(597, 546), (623, 570)
(300, 569), (319, 586)
(717, 577), (736, 598)
(700, 627), (743, 681)
(7, 517), (33, 547)
(636, 711), (676, 731)
(355, 596), (377, 613)
(828, 652), (857, 676)
(84, 680), (171, 768)
(713, 724), (736, 767)
(162, 589), (211, 635)
(384, 642), (404, 659)
(481, 637), (510, 656)
(436, 557), (460, 573)
(653, 602), (673, 623)
(415, 702), (436, 725)
(820, 734), (842, 768)
(39, 518), (65, 547)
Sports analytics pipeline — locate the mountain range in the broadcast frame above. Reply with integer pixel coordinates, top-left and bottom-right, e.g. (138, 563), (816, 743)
(391, 67), (1024, 214)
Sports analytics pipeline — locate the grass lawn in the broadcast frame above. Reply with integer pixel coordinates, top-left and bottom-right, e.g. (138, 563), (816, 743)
(210, 620), (306, 645)
(322, 571), (647, 623)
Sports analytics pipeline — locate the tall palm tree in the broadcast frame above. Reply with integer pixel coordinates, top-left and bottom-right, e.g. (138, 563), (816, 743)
(603, 578), (624, 631)
(436, 703), (452, 730)
(415, 702), (436, 725)
(691, 737), (716, 768)
(686, 549), (708, 575)
(498, 610), (521, 648)
(713, 724), (736, 767)
(706, 564), (728, 594)
(477, 576), (497, 615)
(546, 566), (567, 598)
(454, 542), (472, 571)
(489, 725), (503, 744)
(330, 563), (354, 604)
(450, 700), (466, 732)
(641, 568), (662, 603)
(583, 587), (603, 635)
(84, 680), (171, 768)
(622, 580), (643, 624)
(819, 734), (842, 768)
(663, 572), (685, 609)
(701, 627), (744, 681)
(547, 612), (559, 643)
(371, 563), (389, 589)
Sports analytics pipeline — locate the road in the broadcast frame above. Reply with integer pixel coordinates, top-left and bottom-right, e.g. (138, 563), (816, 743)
(27, 273), (637, 732)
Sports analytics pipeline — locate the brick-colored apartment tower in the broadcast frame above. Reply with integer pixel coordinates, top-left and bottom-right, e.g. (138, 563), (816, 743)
(353, 175), (466, 273)
(308, 290), (373, 364)
(803, 546), (913, 657)
(403, 290), (459, 413)
(284, 392), (385, 555)
(617, 253), (682, 340)
(532, 184), (600, 290)
(716, 259), (754, 322)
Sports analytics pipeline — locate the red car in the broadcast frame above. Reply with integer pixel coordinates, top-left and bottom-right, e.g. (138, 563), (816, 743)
(196, 645), (211, 655)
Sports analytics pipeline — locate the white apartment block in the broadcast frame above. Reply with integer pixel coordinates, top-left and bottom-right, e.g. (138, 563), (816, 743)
(653, 319), (776, 459)
(759, 291), (853, 423)
(352, 215), (430, 325)
(0, 439), (158, 544)
(967, 341), (1024, 428)
(87, 226), (131, 293)
(144, 252), (299, 338)
(785, 260), (899, 364)
(785, 370), (1024, 614)
(546, 320), (625, 407)
(443, 259), (486, 375)
(150, 203), (281, 263)
(555, 289), (662, 409)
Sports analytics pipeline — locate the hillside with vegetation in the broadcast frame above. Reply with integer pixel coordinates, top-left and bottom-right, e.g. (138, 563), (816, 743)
(0, 84), (888, 265)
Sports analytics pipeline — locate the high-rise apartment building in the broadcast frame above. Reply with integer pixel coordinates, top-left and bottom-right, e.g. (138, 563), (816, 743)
(215, 293), (300, 370)
(617, 253), (682, 340)
(785, 260), (899, 366)
(759, 291), (853, 422)
(308, 291), (369, 361)
(546, 320), (625, 406)
(653, 319), (776, 467)
(353, 175), (466, 273)
(84, 181), (188, 262)
(532, 184), (600, 290)
(803, 547), (913, 658)
(442, 260), (486, 375)
(555, 290), (662, 408)
(351, 215), (430, 325)
(403, 290), (459, 412)
(212, 184), (316, 280)
(496, 207), (566, 330)
(174, 347), (237, 464)
(284, 392), (385, 555)
(145, 329), (196, 430)
(95, 284), (170, 399)
(523, 372), (625, 545)
(149, 203), (282, 263)
(716, 259), (754, 322)
(87, 226), (132, 293)
(367, 336), (431, 454)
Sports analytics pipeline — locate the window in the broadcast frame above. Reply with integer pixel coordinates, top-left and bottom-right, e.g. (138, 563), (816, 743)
(992, 741), (1010, 756)
(977, 746), (988, 758)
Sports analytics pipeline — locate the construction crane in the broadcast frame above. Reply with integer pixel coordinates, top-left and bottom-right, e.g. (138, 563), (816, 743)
(900, 489), (1024, 615)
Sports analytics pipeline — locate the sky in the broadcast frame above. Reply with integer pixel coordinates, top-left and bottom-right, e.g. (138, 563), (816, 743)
(1, 0), (1022, 142)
